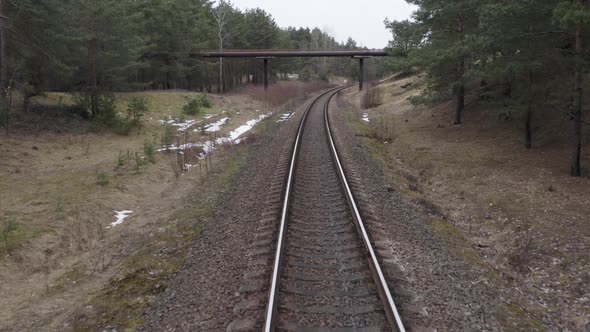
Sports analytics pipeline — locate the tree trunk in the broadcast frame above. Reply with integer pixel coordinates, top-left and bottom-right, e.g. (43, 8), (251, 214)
(525, 69), (534, 149)
(218, 57), (222, 93)
(88, 38), (98, 117)
(571, 1), (584, 176)
(454, 17), (465, 125)
(525, 101), (533, 149)
(206, 66), (212, 93)
(454, 82), (465, 125)
(503, 80), (512, 98)
(0, 0), (8, 99)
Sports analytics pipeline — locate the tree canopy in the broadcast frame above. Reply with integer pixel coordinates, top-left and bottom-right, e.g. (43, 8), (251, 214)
(0, 0), (366, 108)
(386, 0), (590, 176)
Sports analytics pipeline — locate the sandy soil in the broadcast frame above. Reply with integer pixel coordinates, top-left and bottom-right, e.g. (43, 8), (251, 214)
(341, 77), (590, 330)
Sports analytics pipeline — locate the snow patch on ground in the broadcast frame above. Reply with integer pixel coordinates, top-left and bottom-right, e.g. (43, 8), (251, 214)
(158, 113), (271, 159)
(108, 210), (133, 228)
(160, 117), (200, 131)
(203, 117), (229, 132)
(229, 113), (271, 140)
(277, 113), (294, 123)
(362, 113), (370, 123)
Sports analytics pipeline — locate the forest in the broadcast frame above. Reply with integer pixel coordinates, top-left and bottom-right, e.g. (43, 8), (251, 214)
(0, 0), (369, 126)
(385, 0), (590, 176)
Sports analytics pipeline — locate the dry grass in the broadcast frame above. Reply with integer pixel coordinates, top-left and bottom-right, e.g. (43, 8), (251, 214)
(361, 83), (384, 109)
(242, 81), (333, 107)
(0, 89), (270, 330)
(341, 73), (590, 330)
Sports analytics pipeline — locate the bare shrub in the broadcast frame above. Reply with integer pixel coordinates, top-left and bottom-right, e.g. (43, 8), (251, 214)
(508, 228), (536, 274)
(167, 131), (206, 178)
(243, 81), (333, 107)
(362, 83), (384, 109)
(370, 114), (396, 142)
(169, 151), (188, 178)
(60, 206), (107, 253)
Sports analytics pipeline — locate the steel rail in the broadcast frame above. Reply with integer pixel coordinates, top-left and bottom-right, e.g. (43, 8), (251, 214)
(264, 85), (406, 331)
(324, 90), (406, 332)
(263, 86), (345, 332)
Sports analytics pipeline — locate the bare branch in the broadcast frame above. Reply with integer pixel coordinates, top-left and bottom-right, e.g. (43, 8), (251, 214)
(546, 101), (590, 127)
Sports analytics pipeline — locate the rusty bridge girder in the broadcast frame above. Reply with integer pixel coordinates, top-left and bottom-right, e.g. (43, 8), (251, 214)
(196, 49), (388, 91)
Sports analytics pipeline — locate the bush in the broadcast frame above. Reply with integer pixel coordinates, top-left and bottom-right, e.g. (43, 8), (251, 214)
(95, 95), (120, 125)
(115, 151), (130, 173)
(161, 124), (174, 148)
(2, 219), (17, 254)
(183, 99), (201, 115)
(74, 93), (118, 123)
(96, 172), (110, 186)
(127, 97), (149, 124)
(144, 139), (157, 164)
(113, 120), (133, 136)
(75, 93), (136, 135)
(198, 95), (212, 108)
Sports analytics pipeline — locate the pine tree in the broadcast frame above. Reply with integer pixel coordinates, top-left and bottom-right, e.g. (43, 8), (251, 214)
(478, 0), (565, 148)
(554, 0), (590, 176)
(406, 0), (479, 125)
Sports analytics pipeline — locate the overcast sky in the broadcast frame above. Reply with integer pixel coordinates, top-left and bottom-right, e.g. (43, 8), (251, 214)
(222, 0), (416, 49)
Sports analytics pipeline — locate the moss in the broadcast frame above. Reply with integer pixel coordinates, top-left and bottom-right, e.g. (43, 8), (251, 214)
(506, 303), (547, 331)
(431, 219), (485, 267)
(0, 219), (47, 255)
(47, 268), (87, 295)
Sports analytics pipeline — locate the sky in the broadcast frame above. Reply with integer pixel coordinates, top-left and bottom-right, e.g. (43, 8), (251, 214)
(222, 0), (416, 49)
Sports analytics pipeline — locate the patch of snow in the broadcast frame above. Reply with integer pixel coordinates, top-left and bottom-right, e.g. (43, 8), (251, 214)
(159, 113), (271, 160)
(160, 117), (200, 132)
(204, 117), (229, 132)
(203, 114), (215, 119)
(277, 113), (294, 123)
(108, 210), (133, 228)
(229, 113), (271, 140)
(362, 113), (370, 123)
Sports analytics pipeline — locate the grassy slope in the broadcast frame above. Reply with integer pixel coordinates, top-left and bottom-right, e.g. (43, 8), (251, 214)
(342, 77), (589, 331)
(0, 90), (261, 330)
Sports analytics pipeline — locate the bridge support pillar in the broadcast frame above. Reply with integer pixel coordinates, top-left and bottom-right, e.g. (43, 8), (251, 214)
(264, 58), (269, 90)
(359, 58), (364, 91)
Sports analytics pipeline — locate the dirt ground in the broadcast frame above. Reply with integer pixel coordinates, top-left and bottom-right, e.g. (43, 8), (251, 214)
(0, 88), (302, 331)
(343, 76), (590, 330)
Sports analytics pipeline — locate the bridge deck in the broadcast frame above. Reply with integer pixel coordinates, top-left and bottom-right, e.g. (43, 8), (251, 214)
(197, 49), (387, 58)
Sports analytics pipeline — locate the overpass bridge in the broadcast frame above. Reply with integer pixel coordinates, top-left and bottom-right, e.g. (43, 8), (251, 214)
(196, 49), (388, 91)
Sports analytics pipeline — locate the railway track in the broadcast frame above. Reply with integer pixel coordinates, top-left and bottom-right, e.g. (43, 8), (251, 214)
(264, 87), (406, 332)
